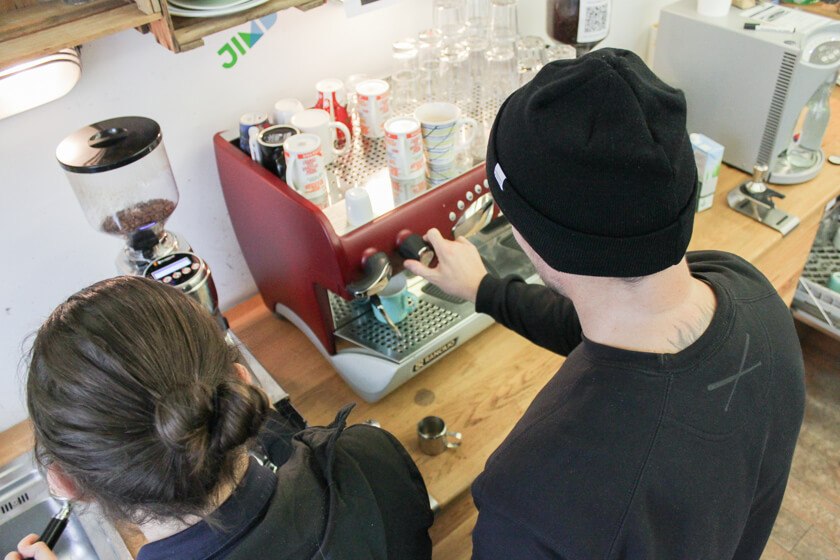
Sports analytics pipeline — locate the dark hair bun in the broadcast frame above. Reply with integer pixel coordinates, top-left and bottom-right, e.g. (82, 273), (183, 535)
(154, 380), (270, 475)
(211, 380), (271, 455)
(154, 384), (215, 469)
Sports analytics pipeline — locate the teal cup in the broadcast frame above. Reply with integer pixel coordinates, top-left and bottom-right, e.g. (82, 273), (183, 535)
(828, 272), (840, 294)
(372, 275), (416, 324)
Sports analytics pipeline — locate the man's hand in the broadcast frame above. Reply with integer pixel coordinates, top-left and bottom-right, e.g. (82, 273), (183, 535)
(4, 535), (58, 560)
(403, 228), (488, 303)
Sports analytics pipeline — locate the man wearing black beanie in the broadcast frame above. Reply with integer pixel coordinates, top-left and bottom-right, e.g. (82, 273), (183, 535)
(404, 49), (804, 559)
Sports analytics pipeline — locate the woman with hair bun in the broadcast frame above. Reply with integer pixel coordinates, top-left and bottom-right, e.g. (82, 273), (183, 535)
(5, 276), (433, 560)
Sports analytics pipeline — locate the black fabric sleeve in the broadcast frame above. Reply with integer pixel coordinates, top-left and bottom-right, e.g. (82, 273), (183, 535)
(475, 274), (583, 356)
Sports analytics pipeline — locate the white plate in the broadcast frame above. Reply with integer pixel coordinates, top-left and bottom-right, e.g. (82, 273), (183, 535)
(168, 0), (250, 11)
(167, 0), (269, 17)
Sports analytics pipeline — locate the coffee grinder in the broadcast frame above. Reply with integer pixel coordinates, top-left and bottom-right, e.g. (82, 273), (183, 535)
(56, 117), (286, 402)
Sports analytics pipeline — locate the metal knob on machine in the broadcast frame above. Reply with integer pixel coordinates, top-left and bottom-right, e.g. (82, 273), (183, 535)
(397, 232), (435, 267)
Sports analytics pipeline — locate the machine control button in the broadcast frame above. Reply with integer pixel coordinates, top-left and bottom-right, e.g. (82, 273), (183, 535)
(457, 200), (465, 210)
(191, 262), (200, 270)
(449, 212), (457, 221)
(466, 191), (474, 201)
(181, 267), (191, 275)
(173, 272), (182, 279)
(163, 276), (172, 283)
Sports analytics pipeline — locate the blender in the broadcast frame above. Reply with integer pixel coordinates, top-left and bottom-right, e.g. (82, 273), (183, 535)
(56, 117), (288, 403)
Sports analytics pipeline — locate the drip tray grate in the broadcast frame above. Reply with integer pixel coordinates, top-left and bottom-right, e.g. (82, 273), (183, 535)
(334, 298), (462, 362)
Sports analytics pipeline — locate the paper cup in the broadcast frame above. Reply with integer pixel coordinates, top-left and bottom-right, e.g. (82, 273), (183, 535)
(283, 133), (328, 208)
(415, 102), (477, 167)
(356, 79), (391, 138)
(385, 116), (426, 179)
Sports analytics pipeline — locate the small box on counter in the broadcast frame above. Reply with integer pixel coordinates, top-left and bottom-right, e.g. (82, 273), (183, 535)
(690, 133), (724, 213)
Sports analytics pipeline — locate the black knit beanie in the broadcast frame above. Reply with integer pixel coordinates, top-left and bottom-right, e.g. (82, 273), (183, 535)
(486, 48), (698, 278)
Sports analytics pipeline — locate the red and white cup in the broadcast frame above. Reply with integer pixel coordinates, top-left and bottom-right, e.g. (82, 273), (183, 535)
(355, 79), (391, 139)
(283, 133), (329, 208)
(384, 116), (426, 179)
(314, 78), (352, 144)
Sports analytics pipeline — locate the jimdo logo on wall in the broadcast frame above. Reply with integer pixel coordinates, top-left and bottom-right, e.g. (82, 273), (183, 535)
(217, 13), (276, 69)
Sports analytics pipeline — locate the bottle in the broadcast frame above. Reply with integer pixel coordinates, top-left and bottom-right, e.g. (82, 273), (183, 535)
(546, 0), (611, 57)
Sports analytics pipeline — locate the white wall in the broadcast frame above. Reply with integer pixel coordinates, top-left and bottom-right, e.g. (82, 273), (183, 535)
(0, 0), (675, 430)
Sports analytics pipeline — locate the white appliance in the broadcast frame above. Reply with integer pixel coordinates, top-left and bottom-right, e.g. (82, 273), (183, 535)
(654, 1), (840, 184)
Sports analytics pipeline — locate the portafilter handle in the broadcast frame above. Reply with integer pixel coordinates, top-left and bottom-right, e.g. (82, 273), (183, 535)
(346, 251), (392, 298)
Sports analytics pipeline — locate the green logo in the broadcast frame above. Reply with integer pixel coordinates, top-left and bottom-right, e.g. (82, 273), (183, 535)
(218, 13), (277, 69)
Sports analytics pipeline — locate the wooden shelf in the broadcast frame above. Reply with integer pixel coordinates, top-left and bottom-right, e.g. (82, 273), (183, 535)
(149, 0), (323, 53)
(0, 0), (162, 68)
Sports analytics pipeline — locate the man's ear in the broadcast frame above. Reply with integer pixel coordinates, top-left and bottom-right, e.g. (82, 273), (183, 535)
(233, 362), (253, 385)
(47, 465), (81, 502)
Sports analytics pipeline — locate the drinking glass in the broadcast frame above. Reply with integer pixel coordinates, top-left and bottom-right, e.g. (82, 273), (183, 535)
(417, 29), (449, 102)
(544, 43), (576, 63)
(465, 0), (491, 37)
(486, 40), (518, 110)
(517, 35), (545, 85)
(434, 0), (466, 40)
(418, 59), (451, 103)
(440, 47), (472, 107)
(490, 0), (519, 43)
(391, 69), (421, 114)
(393, 37), (419, 72)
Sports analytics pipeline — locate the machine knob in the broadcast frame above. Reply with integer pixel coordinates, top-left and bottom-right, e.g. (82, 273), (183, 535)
(397, 232), (435, 267)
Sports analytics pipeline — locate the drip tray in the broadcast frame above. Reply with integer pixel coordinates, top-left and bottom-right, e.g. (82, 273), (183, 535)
(332, 290), (469, 363)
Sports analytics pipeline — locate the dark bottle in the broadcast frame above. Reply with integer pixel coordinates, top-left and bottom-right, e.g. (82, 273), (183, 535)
(547, 0), (611, 57)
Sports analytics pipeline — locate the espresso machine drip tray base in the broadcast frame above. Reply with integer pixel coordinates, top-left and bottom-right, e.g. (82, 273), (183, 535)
(331, 288), (465, 363)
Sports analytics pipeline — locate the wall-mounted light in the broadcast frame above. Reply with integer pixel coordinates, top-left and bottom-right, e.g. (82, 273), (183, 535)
(0, 48), (81, 120)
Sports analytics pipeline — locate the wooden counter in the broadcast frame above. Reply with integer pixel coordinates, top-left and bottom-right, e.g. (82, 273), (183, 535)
(2, 94), (840, 557)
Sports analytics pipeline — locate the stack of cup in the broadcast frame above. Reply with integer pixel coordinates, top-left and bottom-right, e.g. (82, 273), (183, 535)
(282, 133), (329, 208)
(384, 116), (428, 204)
(355, 79), (391, 139)
(415, 102), (477, 186)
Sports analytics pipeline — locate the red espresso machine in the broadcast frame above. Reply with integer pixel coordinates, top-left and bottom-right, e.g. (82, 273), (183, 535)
(214, 130), (537, 401)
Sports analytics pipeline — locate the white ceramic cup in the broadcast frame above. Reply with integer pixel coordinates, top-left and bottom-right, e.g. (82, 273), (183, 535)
(273, 98), (304, 125)
(283, 133), (329, 208)
(696, 0), (730, 17)
(356, 79), (391, 138)
(414, 102), (478, 166)
(345, 187), (374, 227)
(291, 109), (351, 165)
(384, 116), (426, 179)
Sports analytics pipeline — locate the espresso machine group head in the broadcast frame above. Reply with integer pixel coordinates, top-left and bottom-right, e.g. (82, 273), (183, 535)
(654, 0), (840, 185)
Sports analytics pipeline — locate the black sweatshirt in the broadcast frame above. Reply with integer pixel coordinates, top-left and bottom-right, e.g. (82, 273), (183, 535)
(471, 251), (805, 560)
